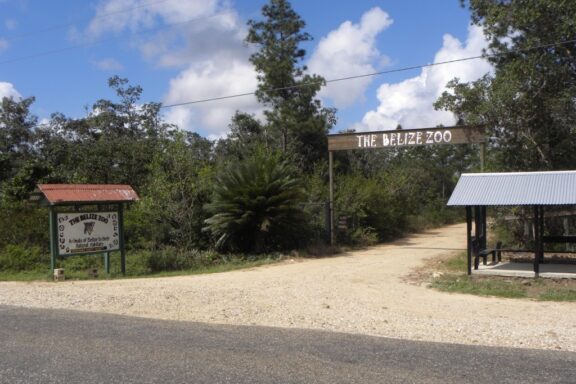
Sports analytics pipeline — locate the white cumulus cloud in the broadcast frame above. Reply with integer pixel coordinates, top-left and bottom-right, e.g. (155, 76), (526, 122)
(356, 24), (492, 131)
(84, 0), (220, 38)
(79, 0), (244, 69)
(93, 57), (124, 71)
(308, 7), (393, 108)
(163, 59), (260, 138)
(0, 82), (21, 99)
(0, 38), (8, 53)
(4, 19), (17, 30)
(81, 0), (259, 135)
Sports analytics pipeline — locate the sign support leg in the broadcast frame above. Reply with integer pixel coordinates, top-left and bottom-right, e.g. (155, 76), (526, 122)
(466, 206), (472, 275)
(49, 206), (57, 273)
(104, 252), (110, 275)
(329, 151), (335, 246)
(119, 204), (126, 275)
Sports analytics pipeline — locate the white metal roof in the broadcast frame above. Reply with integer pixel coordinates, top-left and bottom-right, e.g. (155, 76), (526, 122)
(447, 171), (576, 206)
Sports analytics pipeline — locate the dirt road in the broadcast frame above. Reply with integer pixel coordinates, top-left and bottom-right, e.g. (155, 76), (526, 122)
(1, 223), (574, 351)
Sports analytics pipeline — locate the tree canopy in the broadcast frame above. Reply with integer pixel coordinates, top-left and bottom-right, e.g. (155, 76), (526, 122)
(246, 0), (336, 170)
(436, 0), (576, 171)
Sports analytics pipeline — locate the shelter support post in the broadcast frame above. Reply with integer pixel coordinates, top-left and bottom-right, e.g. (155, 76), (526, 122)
(533, 205), (540, 277)
(539, 206), (545, 263)
(119, 204), (126, 275)
(474, 206), (481, 243)
(481, 206), (487, 250)
(49, 206), (57, 273)
(466, 206), (472, 275)
(329, 151), (334, 246)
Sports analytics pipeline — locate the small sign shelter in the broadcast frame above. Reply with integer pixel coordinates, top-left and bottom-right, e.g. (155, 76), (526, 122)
(448, 171), (576, 277)
(33, 184), (139, 275)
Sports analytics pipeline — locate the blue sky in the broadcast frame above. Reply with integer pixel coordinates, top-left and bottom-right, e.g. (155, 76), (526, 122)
(0, 0), (492, 138)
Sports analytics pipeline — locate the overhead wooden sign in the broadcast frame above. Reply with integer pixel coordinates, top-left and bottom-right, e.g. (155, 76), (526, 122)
(328, 125), (486, 151)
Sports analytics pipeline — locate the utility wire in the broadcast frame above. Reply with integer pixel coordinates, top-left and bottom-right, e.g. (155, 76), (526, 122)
(160, 38), (576, 109)
(3, 0), (177, 42)
(0, 14), (220, 65)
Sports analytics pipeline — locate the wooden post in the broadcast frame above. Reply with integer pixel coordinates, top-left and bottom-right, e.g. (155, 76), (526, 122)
(104, 252), (110, 275)
(481, 206), (487, 250)
(466, 206), (472, 275)
(119, 204), (126, 275)
(533, 205), (540, 277)
(539, 206), (545, 264)
(474, 206), (481, 242)
(329, 151), (335, 246)
(49, 206), (57, 273)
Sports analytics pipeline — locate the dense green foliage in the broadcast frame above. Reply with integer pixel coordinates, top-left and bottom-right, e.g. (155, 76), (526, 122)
(434, 0), (576, 246)
(436, 0), (576, 171)
(5, 0), (573, 276)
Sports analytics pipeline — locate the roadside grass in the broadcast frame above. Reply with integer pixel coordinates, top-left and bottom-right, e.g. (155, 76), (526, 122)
(0, 254), (285, 282)
(431, 274), (527, 298)
(430, 252), (576, 302)
(0, 270), (51, 281)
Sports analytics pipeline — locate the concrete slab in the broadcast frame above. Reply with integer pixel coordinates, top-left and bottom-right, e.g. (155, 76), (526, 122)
(474, 262), (576, 279)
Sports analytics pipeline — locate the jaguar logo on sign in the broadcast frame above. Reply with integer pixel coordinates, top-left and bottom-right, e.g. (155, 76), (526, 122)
(84, 222), (95, 235)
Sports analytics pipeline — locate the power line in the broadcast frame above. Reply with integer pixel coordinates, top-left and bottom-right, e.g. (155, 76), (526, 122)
(3, 0), (177, 42)
(0, 14), (221, 65)
(160, 38), (576, 109)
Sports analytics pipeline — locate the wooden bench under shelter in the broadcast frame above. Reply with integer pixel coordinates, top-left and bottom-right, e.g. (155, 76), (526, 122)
(471, 237), (502, 269)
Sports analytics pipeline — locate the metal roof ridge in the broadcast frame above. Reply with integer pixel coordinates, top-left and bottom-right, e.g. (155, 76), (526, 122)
(461, 170), (576, 177)
(39, 184), (132, 189)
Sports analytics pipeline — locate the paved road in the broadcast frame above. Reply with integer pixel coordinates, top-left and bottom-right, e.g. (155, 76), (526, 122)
(0, 305), (574, 384)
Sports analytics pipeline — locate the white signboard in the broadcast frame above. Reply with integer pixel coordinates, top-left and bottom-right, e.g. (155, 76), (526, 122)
(56, 212), (120, 256)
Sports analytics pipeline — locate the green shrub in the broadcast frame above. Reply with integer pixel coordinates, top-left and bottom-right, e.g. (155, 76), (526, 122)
(142, 247), (225, 273)
(204, 149), (309, 253)
(0, 244), (47, 271)
(0, 202), (48, 250)
(60, 254), (101, 272)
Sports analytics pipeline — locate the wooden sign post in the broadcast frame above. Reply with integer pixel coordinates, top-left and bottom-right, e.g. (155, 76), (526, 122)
(326, 125), (486, 244)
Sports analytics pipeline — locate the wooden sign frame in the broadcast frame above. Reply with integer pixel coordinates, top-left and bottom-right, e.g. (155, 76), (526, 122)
(328, 125), (486, 151)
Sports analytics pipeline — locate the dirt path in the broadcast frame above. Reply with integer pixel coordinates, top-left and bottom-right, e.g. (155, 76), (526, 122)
(1, 223), (574, 351)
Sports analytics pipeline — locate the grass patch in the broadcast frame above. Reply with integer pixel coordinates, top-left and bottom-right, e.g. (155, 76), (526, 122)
(117, 257), (282, 280)
(431, 275), (527, 298)
(0, 252), (285, 282)
(537, 288), (576, 302)
(0, 270), (51, 281)
(430, 251), (576, 302)
(442, 253), (468, 272)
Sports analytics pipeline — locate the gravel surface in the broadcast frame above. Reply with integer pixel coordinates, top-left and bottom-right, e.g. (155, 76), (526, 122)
(1, 223), (575, 351)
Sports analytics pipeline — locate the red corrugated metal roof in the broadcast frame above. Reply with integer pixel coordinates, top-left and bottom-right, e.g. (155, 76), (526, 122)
(37, 184), (139, 205)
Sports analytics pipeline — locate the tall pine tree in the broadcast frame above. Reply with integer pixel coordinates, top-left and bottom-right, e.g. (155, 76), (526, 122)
(246, 0), (336, 171)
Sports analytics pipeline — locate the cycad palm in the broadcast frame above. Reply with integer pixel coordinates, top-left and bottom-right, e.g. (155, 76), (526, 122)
(204, 151), (306, 253)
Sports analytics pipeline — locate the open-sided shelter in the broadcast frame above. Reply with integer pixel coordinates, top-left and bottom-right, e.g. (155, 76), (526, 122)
(448, 171), (576, 277)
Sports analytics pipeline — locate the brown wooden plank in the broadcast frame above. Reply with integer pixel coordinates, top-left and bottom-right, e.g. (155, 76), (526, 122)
(328, 125), (486, 151)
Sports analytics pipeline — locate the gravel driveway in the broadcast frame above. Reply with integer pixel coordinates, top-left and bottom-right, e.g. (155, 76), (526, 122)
(1, 223), (574, 351)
